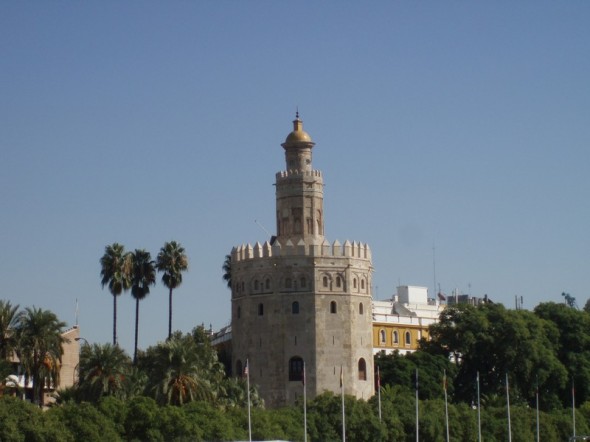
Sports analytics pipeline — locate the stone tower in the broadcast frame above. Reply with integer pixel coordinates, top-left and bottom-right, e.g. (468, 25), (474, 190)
(230, 114), (374, 407)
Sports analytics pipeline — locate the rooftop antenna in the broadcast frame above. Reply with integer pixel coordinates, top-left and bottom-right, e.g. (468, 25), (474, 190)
(432, 241), (437, 300)
(75, 298), (79, 326)
(296, 106), (299, 119)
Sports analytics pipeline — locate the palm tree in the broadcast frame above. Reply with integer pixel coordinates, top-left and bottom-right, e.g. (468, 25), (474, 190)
(100, 243), (131, 346)
(156, 241), (189, 340)
(129, 249), (156, 363)
(222, 254), (232, 289)
(78, 342), (132, 401)
(145, 336), (213, 406)
(14, 307), (66, 406)
(0, 300), (20, 360)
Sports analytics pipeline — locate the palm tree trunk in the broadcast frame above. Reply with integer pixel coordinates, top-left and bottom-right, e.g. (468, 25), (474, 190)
(168, 287), (173, 340)
(134, 298), (140, 364)
(113, 294), (117, 346)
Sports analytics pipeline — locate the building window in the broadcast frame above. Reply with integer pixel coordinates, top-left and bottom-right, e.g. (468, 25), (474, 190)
(359, 303), (364, 315)
(285, 278), (292, 289)
(330, 301), (337, 314)
(237, 306), (241, 319)
(292, 301), (299, 314)
(289, 356), (304, 382)
(336, 276), (341, 288)
(379, 329), (386, 344)
(361, 279), (365, 290)
(254, 280), (259, 290)
(323, 276), (329, 288)
(405, 331), (411, 346)
(358, 358), (367, 381)
(393, 331), (399, 345)
(300, 277), (306, 288)
(241, 281), (245, 292)
(353, 278), (357, 289)
(265, 279), (271, 290)
(236, 360), (243, 377)
(258, 303), (264, 316)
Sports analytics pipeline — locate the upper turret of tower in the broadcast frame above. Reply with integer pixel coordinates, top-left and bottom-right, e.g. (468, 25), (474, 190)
(281, 112), (315, 172)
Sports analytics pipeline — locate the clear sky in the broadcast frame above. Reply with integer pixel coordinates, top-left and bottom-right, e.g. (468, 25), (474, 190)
(1, 2), (589, 355)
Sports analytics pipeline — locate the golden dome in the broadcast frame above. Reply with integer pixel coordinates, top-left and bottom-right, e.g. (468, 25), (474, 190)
(283, 113), (314, 145)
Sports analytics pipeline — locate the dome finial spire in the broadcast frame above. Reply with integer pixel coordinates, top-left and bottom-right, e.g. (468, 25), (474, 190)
(295, 106), (300, 120)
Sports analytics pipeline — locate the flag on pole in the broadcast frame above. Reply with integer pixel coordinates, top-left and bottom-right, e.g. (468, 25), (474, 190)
(340, 366), (344, 388)
(377, 366), (381, 390)
(244, 360), (249, 377)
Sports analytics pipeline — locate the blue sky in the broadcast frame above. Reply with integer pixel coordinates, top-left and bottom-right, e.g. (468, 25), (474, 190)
(1, 2), (589, 355)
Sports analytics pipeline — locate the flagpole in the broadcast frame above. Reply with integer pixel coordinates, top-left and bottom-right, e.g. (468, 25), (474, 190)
(506, 372), (512, 442)
(572, 379), (576, 438)
(477, 371), (481, 442)
(535, 377), (540, 442)
(341, 366), (346, 442)
(415, 368), (419, 442)
(303, 361), (307, 442)
(444, 370), (449, 442)
(246, 359), (252, 442)
(377, 366), (382, 422)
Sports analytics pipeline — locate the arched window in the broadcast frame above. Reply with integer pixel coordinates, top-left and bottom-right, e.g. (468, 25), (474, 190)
(237, 306), (241, 319)
(405, 331), (411, 346)
(330, 301), (337, 314)
(241, 281), (245, 292)
(353, 278), (357, 289)
(236, 360), (243, 377)
(379, 329), (386, 344)
(336, 276), (341, 288)
(359, 303), (364, 315)
(323, 276), (329, 288)
(289, 356), (304, 382)
(258, 303), (264, 316)
(300, 277), (306, 288)
(393, 330), (399, 345)
(254, 280), (259, 290)
(358, 358), (367, 381)
(361, 279), (365, 290)
(285, 278), (292, 289)
(265, 278), (271, 290)
(292, 301), (299, 314)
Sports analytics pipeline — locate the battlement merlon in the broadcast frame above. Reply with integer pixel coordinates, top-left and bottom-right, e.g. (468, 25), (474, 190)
(231, 239), (372, 262)
(275, 169), (323, 180)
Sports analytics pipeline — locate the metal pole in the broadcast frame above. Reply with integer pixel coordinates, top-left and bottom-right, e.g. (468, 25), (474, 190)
(246, 360), (251, 442)
(477, 371), (482, 442)
(444, 370), (449, 442)
(416, 369), (419, 442)
(506, 373), (512, 442)
(341, 366), (346, 442)
(377, 366), (382, 422)
(303, 362), (307, 442)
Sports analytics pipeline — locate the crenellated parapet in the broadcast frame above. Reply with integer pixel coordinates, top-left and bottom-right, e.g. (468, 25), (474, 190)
(232, 239), (371, 262)
(275, 169), (323, 180)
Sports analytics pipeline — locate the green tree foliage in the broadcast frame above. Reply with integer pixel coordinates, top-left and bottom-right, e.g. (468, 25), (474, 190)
(156, 241), (189, 340)
(78, 343), (132, 402)
(14, 306), (66, 407)
(426, 303), (567, 408)
(142, 334), (214, 406)
(0, 300), (20, 360)
(535, 302), (590, 406)
(45, 402), (122, 442)
(562, 291), (578, 309)
(222, 254), (232, 289)
(375, 350), (456, 400)
(0, 396), (70, 441)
